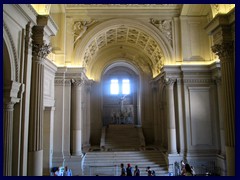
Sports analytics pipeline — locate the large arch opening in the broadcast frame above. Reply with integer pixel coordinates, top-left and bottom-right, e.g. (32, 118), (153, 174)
(101, 61), (141, 127)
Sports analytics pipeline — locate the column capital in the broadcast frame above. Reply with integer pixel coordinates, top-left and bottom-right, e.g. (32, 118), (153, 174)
(164, 78), (176, 87)
(72, 79), (84, 87)
(32, 43), (52, 59)
(212, 42), (234, 61)
(213, 77), (222, 86)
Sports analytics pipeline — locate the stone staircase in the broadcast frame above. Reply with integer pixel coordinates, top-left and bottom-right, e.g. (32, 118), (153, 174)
(82, 125), (169, 176)
(82, 151), (169, 176)
(102, 124), (144, 151)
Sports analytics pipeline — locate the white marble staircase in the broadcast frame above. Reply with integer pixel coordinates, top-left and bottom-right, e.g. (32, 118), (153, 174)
(101, 124), (145, 151)
(82, 151), (169, 176)
(82, 125), (169, 176)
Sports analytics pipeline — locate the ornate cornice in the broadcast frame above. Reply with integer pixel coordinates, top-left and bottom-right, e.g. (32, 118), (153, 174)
(150, 18), (173, 47)
(211, 43), (234, 62)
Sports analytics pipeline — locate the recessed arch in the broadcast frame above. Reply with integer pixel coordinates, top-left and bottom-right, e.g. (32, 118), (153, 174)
(73, 18), (174, 77)
(3, 22), (18, 82)
(101, 60), (143, 126)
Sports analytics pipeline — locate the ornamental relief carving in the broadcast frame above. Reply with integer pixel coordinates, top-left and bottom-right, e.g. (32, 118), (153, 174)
(150, 18), (173, 47)
(73, 20), (97, 44)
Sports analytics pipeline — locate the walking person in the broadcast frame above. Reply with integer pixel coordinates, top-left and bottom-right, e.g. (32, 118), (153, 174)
(134, 165), (140, 176)
(120, 163), (126, 176)
(126, 163), (133, 176)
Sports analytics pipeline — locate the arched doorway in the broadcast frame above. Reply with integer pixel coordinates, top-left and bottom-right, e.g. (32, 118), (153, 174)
(101, 61), (140, 127)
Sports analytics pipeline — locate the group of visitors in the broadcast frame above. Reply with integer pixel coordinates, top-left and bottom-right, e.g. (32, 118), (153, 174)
(120, 163), (155, 176)
(51, 166), (72, 176)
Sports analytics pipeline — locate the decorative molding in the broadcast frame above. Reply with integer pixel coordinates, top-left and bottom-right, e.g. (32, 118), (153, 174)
(183, 79), (213, 84)
(67, 4), (177, 8)
(27, 4), (38, 16)
(4, 102), (15, 110)
(25, 22), (33, 49)
(211, 43), (234, 62)
(150, 18), (173, 47)
(73, 20), (97, 44)
(3, 22), (19, 82)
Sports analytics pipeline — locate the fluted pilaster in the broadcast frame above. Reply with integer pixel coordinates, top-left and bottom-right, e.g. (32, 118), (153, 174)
(71, 79), (84, 156)
(164, 78), (177, 154)
(28, 16), (52, 175)
(3, 103), (14, 176)
(212, 43), (235, 175)
(3, 81), (21, 176)
(215, 78), (226, 156)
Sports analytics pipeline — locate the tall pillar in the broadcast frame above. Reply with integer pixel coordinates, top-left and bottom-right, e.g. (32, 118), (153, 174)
(3, 81), (21, 176)
(82, 81), (92, 149)
(28, 16), (52, 176)
(165, 78), (177, 154)
(212, 43), (235, 175)
(71, 79), (84, 156)
(215, 78), (226, 156)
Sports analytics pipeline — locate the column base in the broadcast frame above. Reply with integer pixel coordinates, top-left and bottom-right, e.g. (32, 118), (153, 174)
(226, 146), (235, 176)
(28, 150), (43, 176)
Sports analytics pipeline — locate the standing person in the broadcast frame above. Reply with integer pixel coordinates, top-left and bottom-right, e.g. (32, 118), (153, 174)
(146, 166), (155, 176)
(120, 163), (126, 176)
(182, 163), (193, 176)
(126, 163), (133, 176)
(64, 166), (72, 176)
(134, 165), (140, 176)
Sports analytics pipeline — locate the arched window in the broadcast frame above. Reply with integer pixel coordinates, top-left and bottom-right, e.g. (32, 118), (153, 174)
(110, 78), (130, 95)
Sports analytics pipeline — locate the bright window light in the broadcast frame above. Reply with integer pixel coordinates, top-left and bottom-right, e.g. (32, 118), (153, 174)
(122, 79), (130, 95)
(110, 79), (119, 94)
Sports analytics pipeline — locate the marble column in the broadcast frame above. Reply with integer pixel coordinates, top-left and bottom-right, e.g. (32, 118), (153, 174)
(164, 78), (177, 154)
(3, 81), (21, 176)
(71, 79), (84, 156)
(28, 19), (52, 174)
(212, 43), (235, 175)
